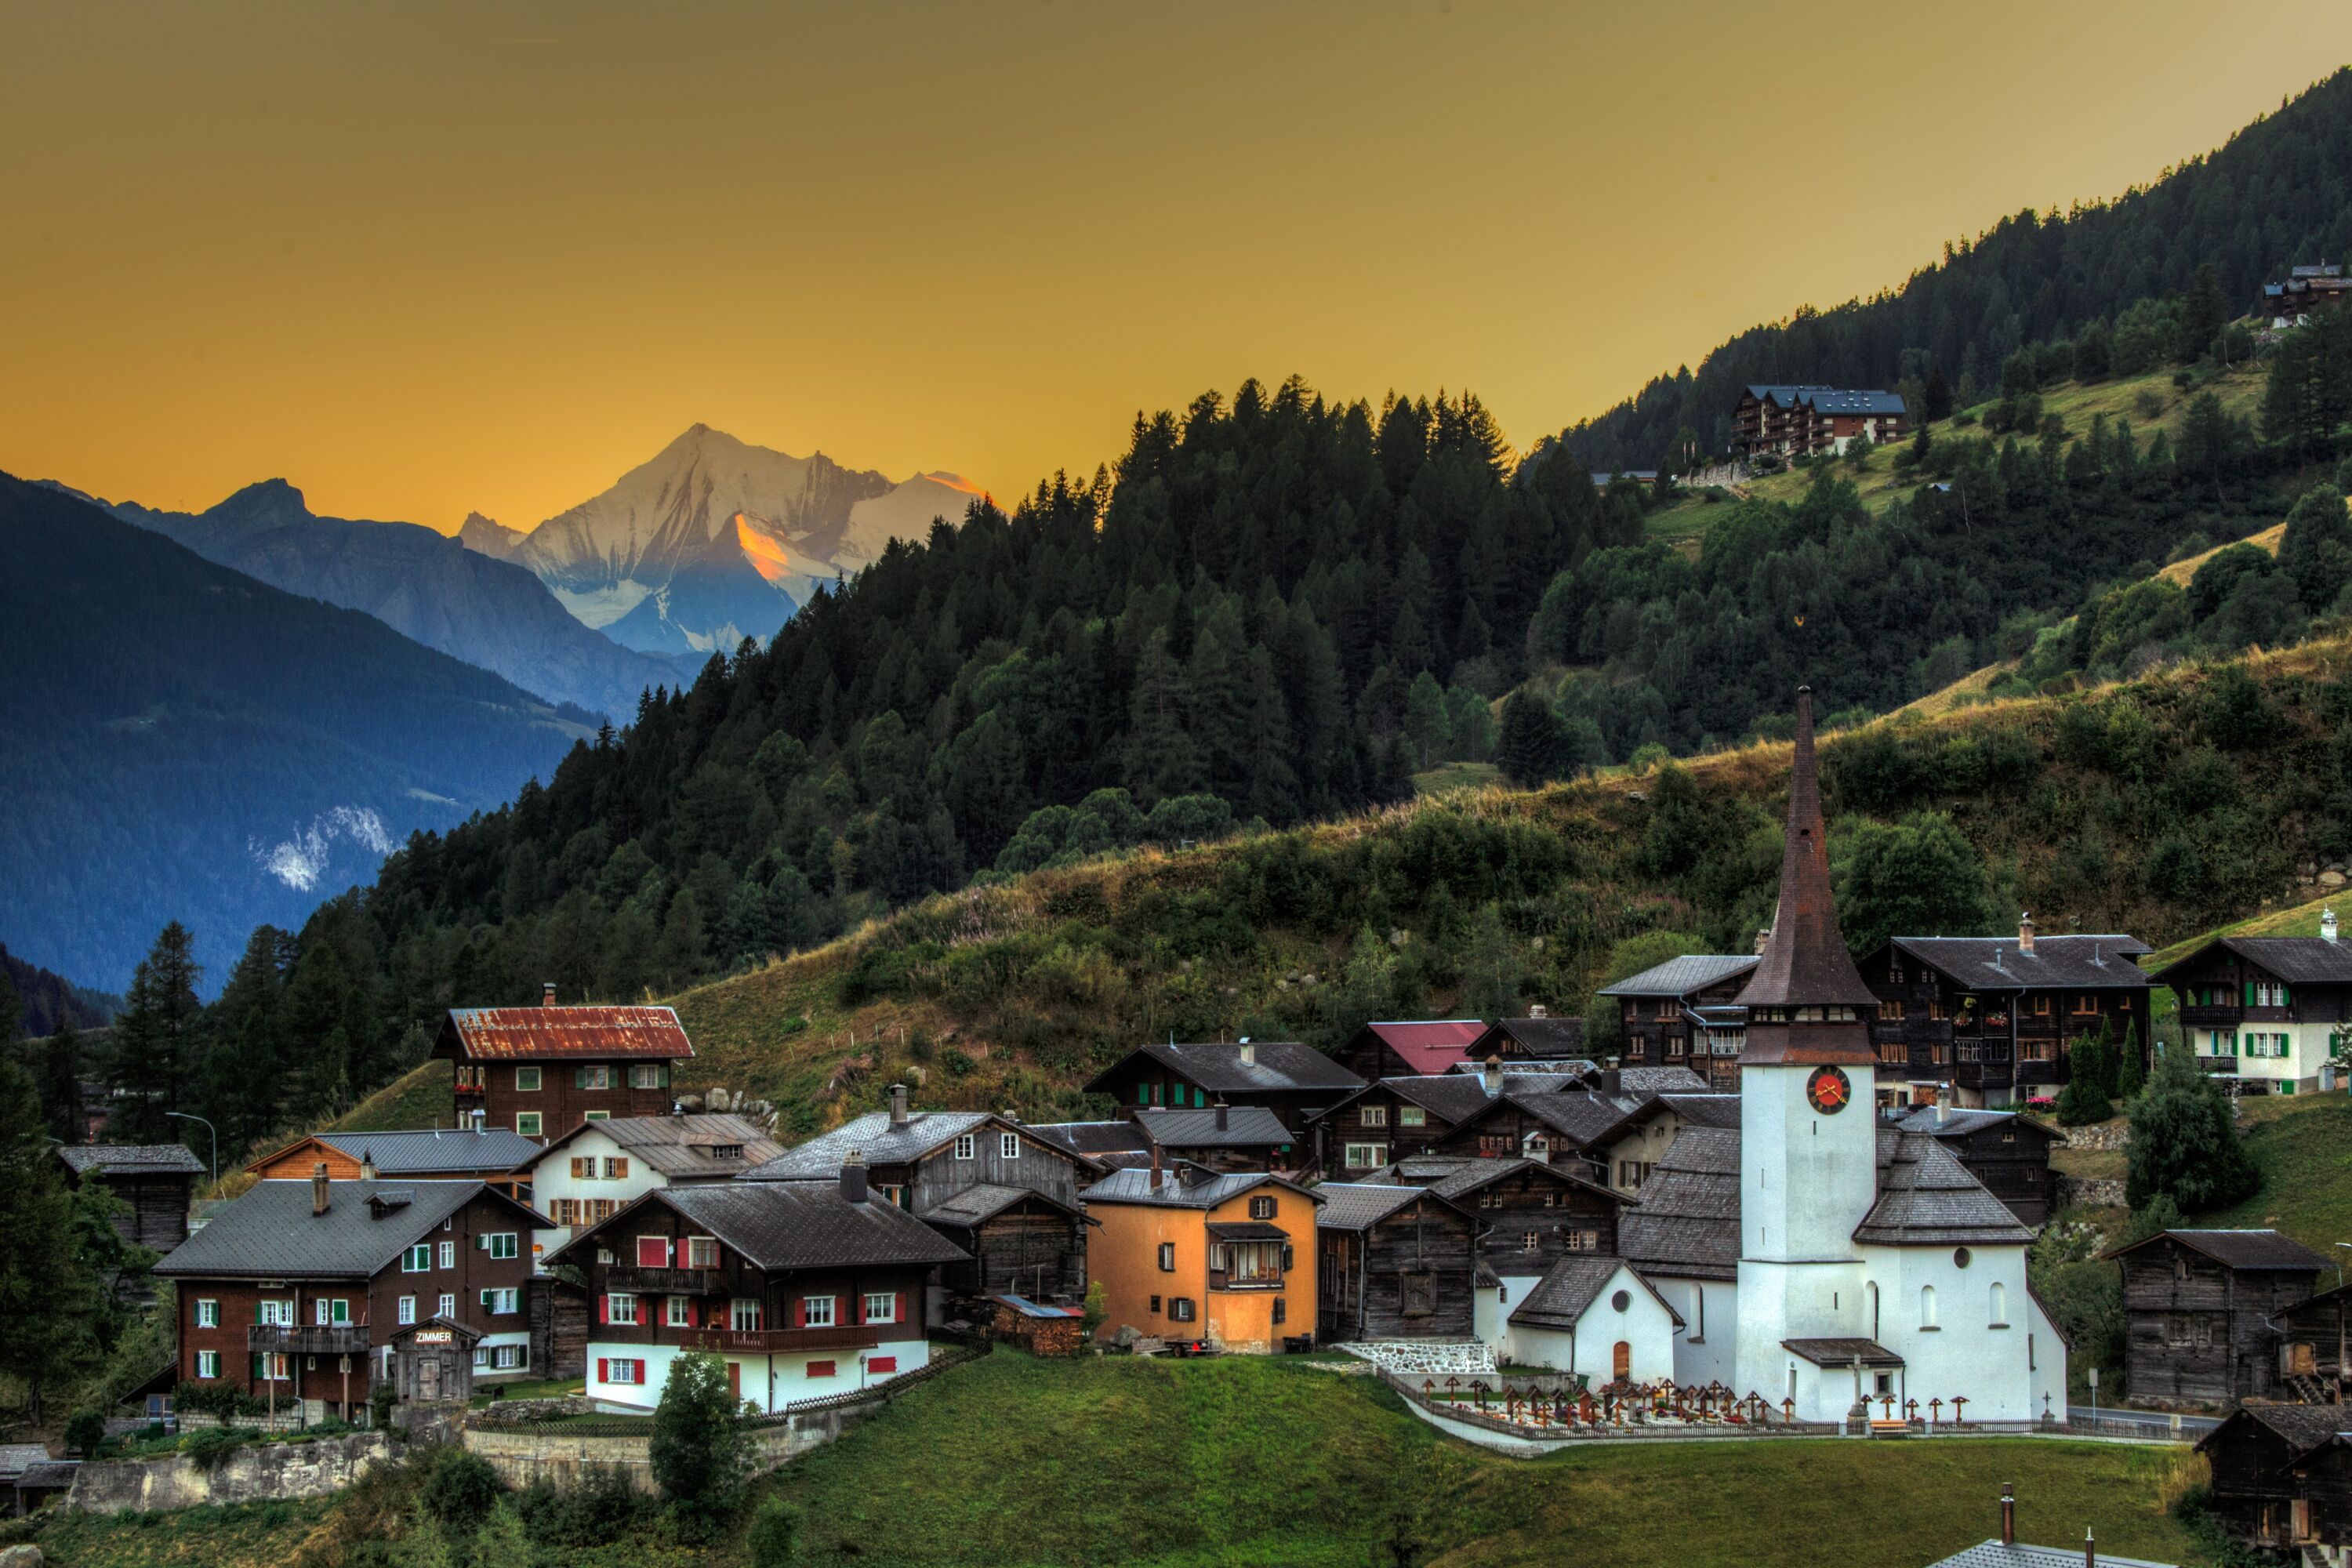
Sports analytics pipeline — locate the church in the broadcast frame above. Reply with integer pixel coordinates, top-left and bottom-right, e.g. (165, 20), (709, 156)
(1618, 689), (2067, 1422)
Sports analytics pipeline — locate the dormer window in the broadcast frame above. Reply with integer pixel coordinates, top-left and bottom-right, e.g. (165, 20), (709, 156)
(706, 1145), (742, 1161)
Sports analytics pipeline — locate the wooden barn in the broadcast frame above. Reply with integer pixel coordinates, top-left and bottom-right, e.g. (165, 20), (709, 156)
(920, 1184), (1093, 1303)
(1333, 1020), (1488, 1082)
(2108, 1229), (2330, 1408)
(54, 1144), (204, 1254)
(1312, 1182), (1478, 1343)
(2196, 1402), (2352, 1555)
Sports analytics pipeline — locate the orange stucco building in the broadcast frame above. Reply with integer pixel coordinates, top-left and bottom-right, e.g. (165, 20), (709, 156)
(1078, 1165), (1322, 1352)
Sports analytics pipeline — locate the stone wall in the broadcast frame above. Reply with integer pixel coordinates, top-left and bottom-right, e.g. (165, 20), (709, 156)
(66, 1431), (393, 1514)
(2058, 1175), (2128, 1210)
(460, 1416), (842, 1494)
(2064, 1122), (2130, 1152)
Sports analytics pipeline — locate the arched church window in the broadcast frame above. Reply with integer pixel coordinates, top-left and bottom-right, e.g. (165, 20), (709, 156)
(1990, 1282), (2007, 1326)
(1920, 1284), (1938, 1328)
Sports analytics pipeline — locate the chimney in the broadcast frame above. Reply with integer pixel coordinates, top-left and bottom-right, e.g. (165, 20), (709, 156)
(1238, 1038), (1255, 1066)
(1002, 1107), (1019, 1126)
(311, 1161), (330, 1217)
(1528, 1004), (1548, 1020)
(542, 981), (557, 1007)
(1482, 1054), (1503, 1096)
(1149, 1139), (1165, 1191)
(2327, 909), (2340, 946)
(2019, 912), (2035, 956)
(359, 1148), (377, 1181)
(888, 1083), (909, 1128)
(1753, 925), (1773, 956)
(840, 1149), (869, 1204)
(2082, 1526), (2095, 1567)
(1934, 1091), (1950, 1127)
(2000, 1483), (2014, 1547)
(1214, 1101), (1229, 1132)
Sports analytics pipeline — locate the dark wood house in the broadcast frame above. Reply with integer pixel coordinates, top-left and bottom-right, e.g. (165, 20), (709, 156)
(2107, 1229), (2330, 1409)
(742, 1087), (1098, 1312)
(1131, 1105), (1298, 1174)
(1595, 954), (1759, 1088)
(56, 1144), (203, 1254)
(2270, 1279), (2352, 1398)
(2196, 1402), (2352, 1556)
(434, 990), (693, 1139)
(153, 1170), (545, 1418)
(1367, 1156), (1621, 1283)
(1732, 384), (1909, 458)
(1428, 1083), (1630, 1181)
(1890, 1104), (2063, 1226)
(1591, 1093), (1740, 1199)
(1333, 1020), (1486, 1082)
(1468, 1010), (1591, 1068)
(1312, 1073), (1515, 1177)
(1313, 1183), (1479, 1344)
(246, 1127), (545, 1201)
(1082, 1039), (1364, 1134)
(2152, 926), (2352, 1096)
(1858, 923), (2154, 1109)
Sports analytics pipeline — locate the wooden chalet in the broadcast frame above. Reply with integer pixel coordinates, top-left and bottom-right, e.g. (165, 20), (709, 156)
(2108, 1229), (2331, 1409)
(1312, 1069), (1538, 1177)
(742, 1086), (1098, 1312)
(1313, 1182), (1479, 1344)
(1858, 922), (2153, 1109)
(1469, 1009), (1589, 1066)
(1333, 1019), (1487, 1082)
(1590, 1093), (1740, 1199)
(2153, 924), (2352, 1095)
(1131, 1105), (1298, 1174)
(1596, 954), (1759, 1089)
(153, 1169), (545, 1418)
(432, 988), (693, 1139)
(55, 1144), (203, 1254)
(1081, 1039), (1364, 1135)
(2271, 1279), (2352, 1399)
(1079, 1164), (1322, 1354)
(1732, 383), (1909, 458)
(2260, 262), (2352, 327)
(1364, 1156), (1621, 1287)
(1890, 1104), (2062, 1226)
(246, 1127), (543, 1201)
(1425, 1081), (1631, 1180)
(2197, 1403), (2352, 1556)
(550, 1166), (967, 1413)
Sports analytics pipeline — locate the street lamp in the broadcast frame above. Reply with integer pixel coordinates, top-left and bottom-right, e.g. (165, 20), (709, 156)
(165, 1111), (217, 1188)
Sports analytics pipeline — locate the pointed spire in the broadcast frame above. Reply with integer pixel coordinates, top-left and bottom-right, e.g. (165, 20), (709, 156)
(1737, 688), (1877, 1062)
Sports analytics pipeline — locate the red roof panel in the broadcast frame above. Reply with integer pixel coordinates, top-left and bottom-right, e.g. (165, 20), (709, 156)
(1367, 1020), (1486, 1075)
(438, 1006), (694, 1062)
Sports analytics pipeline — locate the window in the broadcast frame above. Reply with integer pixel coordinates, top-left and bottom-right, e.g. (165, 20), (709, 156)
(710, 1145), (742, 1160)
(2252, 979), (2288, 1007)
(585, 1110), (609, 1122)
(258, 1298), (294, 1327)
(1247, 1195), (1276, 1220)
(1272, 1296), (1287, 1326)
(1158, 1243), (1177, 1272)
(481, 1287), (519, 1315)
(808, 1360), (837, 1378)
(2019, 1038), (2056, 1062)
(953, 1134), (976, 1161)
(517, 1067), (542, 1092)
(256, 1352), (290, 1381)
(195, 1349), (220, 1378)
(2244, 1032), (2291, 1058)
(1000, 1131), (1022, 1160)
(607, 1292), (639, 1326)
(2031, 994), (2052, 1016)
(1149, 1294), (1162, 1313)
(803, 1295), (837, 1328)
(1521, 1232), (1541, 1254)
(868, 1355), (898, 1374)
(1990, 1282), (2008, 1327)
(628, 1064), (667, 1089)
(686, 1236), (720, 1269)
(1214, 1240), (1285, 1285)
(1666, 1033), (1687, 1058)
(667, 1295), (691, 1327)
(732, 1298), (765, 1332)
(439, 1240), (456, 1269)
(1168, 1298), (1196, 1323)
(438, 1293), (456, 1320)
(485, 1232), (519, 1261)
(314, 1298), (350, 1325)
(1360, 1105), (1388, 1128)
(865, 1291), (896, 1324)
(1567, 1229), (1599, 1252)
(1919, 1284), (1939, 1328)
(1477, 1134), (1511, 1158)
(604, 1358), (644, 1385)
(398, 1296), (417, 1326)
(637, 1236), (673, 1269)
(1523, 1132), (1549, 1157)
(1880, 999), (1905, 1021)
(195, 1298), (219, 1329)
(515, 1112), (542, 1138)
(1344, 1142), (1387, 1169)
(603, 1157), (630, 1179)
(1398, 1106), (1425, 1127)
(575, 1065), (614, 1090)
(402, 1244), (431, 1273)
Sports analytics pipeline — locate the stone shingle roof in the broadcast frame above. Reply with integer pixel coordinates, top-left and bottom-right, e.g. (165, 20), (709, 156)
(1027, 1121), (1151, 1157)
(1360, 1156), (1616, 1207)
(916, 1182), (1083, 1228)
(535, 1114), (785, 1178)
(1782, 1337), (1904, 1368)
(1312, 1182), (1441, 1232)
(1133, 1105), (1294, 1149)
(1892, 1106), (2060, 1144)
(2154, 935), (2352, 986)
(1852, 1130), (2034, 1247)
(1597, 955), (1759, 998)
(1618, 1127), (1743, 1282)
(56, 1144), (204, 1176)
(1925, 1543), (2176, 1568)
(306, 1127), (546, 1175)
(1891, 935), (2153, 991)
(2195, 1402), (2352, 1460)
(1606, 1067), (1714, 1098)
(1510, 1255), (1681, 1331)
(2113, 1229), (2332, 1272)
(1078, 1167), (1321, 1210)
(154, 1180), (525, 1279)
(567, 1183), (968, 1272)
(1477, 1016), (1589, 1059)
(1083, 1040), (1364, 1098)
(741, 1110), (996, 1178)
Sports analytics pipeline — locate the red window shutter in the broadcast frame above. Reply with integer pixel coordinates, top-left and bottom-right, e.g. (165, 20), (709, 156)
(793, 1296), (805, 1329)
(597, 1358), (608, 1382)
(597, 1294), (609, 1325)
(833, 1294), (845, 1326)
(808, 1360), (835, 1378)
(895, 1291), (907, 1326)
(869, 1356), (897, 1374)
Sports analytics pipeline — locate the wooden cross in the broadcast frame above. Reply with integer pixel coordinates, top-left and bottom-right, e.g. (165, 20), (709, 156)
(1781, 1396), (1796, 1424)
(1880, 1393), (1896, 1421)
(1904, 1398), (1919, 1422)
(1929, 1397), (1943, 1423)
(1951, 1396), (1969, 1424)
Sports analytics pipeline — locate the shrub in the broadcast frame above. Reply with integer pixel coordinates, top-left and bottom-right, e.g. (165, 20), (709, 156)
(514, 1465), (644, 1548)
(181, 1426), (250, 1468)
(415, 1443), (503, 1538)
(651, 1352), (753, 1534)
(749, 1496), (802, 1568)
(64, 1409), (105, 1457)
(2127, 1046), (2260, 1211)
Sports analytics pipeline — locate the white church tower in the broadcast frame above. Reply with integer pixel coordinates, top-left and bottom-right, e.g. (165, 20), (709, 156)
(1733, 688), (1885, 1415)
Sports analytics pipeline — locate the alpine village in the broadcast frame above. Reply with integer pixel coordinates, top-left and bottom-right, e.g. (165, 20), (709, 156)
(28, 32), (2352, 1568)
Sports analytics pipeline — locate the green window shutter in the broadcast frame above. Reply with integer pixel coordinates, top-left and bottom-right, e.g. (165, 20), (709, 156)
(1138, 1087), (1149, 1106)
(575, 1066), (589, 1089)
(659, 1065), (671, 1089)
(2245, 981), (2256, 1007)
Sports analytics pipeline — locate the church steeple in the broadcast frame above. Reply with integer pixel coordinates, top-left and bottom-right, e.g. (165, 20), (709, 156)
(1737, 686), (1876, 1062)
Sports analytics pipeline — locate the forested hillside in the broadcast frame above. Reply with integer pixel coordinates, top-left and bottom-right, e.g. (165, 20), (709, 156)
(0, 945), (114, 1037)
(1556, 67), (2352, 473)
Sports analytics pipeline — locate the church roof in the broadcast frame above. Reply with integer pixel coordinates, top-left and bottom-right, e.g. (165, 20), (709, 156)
(1510, 1256), (1683, 1331)
(1853, 1129), (2035, 1247)
(1617, 1126), (1744, 1282)
(1781, 1337), (1904, 1368)
(1736, 688), (1878, 1022)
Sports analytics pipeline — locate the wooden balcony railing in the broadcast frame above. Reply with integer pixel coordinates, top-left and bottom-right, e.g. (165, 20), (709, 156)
(608, 1265), (721, 1295)
(249, 1325), (371, 1355)
(677, 1324), (881, 1355)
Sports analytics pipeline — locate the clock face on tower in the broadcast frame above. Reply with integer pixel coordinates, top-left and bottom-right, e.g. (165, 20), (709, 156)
(1806, 1065), (1853, 1114)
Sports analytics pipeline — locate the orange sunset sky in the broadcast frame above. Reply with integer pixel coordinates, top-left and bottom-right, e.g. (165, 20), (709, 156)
(7, 2), (2352, 532)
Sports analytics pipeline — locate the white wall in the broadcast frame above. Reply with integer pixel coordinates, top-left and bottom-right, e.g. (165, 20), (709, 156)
(1649, 1276), (1736, 1389)
(1506, 1265), (1677, 1385)
(2028, 1284), (2069, 1423)
(1859, 1242), (2039, 1423)
(1475, 1275), (1547, 1363)
(585, 1338), (933, 1414)
(528, 1127), (674, 1273)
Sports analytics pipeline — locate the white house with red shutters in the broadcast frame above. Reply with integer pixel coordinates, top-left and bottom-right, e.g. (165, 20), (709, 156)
(545, 1163), (967, 1413)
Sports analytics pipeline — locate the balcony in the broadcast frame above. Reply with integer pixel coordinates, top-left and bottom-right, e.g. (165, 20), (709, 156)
(608, 1265), (720, 1295)
(2179, 1007), (2244, 1027)
(677, 1324), (880, 1355)
(249, 1325), (371, 1355)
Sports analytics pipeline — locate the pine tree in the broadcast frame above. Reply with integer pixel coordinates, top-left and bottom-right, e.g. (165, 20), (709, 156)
(109, 921), (202, 1144)
(1457, 903), (1522, 1019)
(1401, 672), (1452, 771)
(0, 1059), (96, 1423)
(201, 926), (290, 1159)
(2126, 1044), (2260, 1211)
(1496, 691), (1567, 786)
(2114, 1022), (2147, 1100)
(35, 1018), (84, 1146)
(2178, 263), (2228, 363)
(1922, 368), (1954, 423)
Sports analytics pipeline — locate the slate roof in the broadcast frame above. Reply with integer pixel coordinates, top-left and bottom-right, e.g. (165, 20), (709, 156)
(2153, 935), (2352, 987)
(2194, 1401), (2352, 1459)
(437, 1004), (692, 1061)
(1134, 1105), (1294, 1149)
(1356, 1020), (1487, 1075)
(1510, 1255), (1682, 1331)
(917, 1182), (1083, 1228)
(1607, 1094), (1743, 1138)
(2109, 1229), (2332, 1272)
(533, 1114), (785, 1178)
(1598, 954), (1759, 998)
(1479, 1016), (1589, 1058)
(1925, 1543), (2176, 1568)
(56, 1144), (204, 1176)
(1744, 383), (1837, 406)
(271, 1127), (546, 1175)
(0, 1446), (49, 1481)
(1505, 1088), (1644, 1146)
(1362, 1156), (1617, 1207)
(1312, 1182), (1440, 1232)
(1805, 389), (1907, 416)
(1028, 1121), (1152, 1157)
(1083, 1040), (1364, 1098)
(1782, 1337), (1904, 1367)
(154, 1179), (529, 1279)
(1077, 1167), (1322, 1210)
(1892, 1106), (2061, 1144)
(740, 1110), (995, 1178)
(1852, 1129), (2034, 1247)
(553, 1182), (968, 1272)
(1889, 935), (2154, 991)
(1617, 1127), (1743, 1282)
(13, 1461), (77, 1491)
(1606, 1066), (1715, 1098)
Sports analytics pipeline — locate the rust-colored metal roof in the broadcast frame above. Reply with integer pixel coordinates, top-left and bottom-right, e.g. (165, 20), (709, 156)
(1362, 1020), (1486, 1074)
(435, 1005), (694, 1062)
(1737, 687), (1878, 1064)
